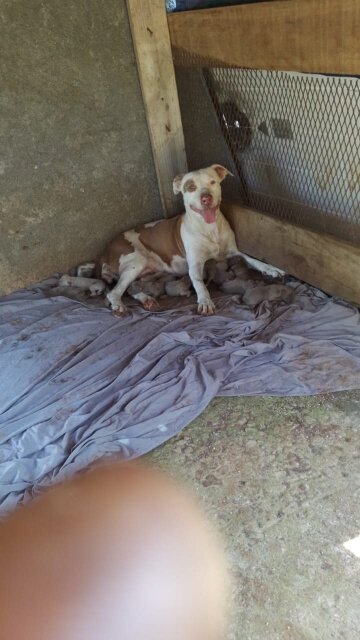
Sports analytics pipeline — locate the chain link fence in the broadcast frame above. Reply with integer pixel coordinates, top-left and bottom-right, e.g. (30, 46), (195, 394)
(174, 51), (360, 244)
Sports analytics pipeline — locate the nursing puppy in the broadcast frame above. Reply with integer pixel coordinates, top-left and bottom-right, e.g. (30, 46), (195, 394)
(98, 164), (282, 317)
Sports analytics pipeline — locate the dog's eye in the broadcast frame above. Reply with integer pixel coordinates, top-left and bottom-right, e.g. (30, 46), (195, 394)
(210, 180), (216, 185)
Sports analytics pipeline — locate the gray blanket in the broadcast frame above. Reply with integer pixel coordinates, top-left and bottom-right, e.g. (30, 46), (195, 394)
(1, 276), (360, 514)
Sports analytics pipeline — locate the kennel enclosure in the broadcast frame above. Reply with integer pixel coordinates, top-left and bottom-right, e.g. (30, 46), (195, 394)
(126, 0), (360, 306)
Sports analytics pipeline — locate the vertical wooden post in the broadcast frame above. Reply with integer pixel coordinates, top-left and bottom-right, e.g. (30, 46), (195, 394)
(126, 0), (188, 217)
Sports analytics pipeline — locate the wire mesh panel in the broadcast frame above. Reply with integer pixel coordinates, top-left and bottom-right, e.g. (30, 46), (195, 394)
(173, 52), (360, 244)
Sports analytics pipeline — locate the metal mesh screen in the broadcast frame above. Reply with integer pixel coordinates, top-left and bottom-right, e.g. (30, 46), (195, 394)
(173, 52), (360, 244)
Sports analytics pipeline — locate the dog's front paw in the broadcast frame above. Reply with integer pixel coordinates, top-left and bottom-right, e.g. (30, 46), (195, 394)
(263, 265), (286, 279)
(112, 305), (129, 318)
(107, 292), (128, 317)
(197, 298), (216, 316)
(240, 255), (286, 280)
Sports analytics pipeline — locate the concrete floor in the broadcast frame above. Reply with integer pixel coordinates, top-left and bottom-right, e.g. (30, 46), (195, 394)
(148, 392), (360, 640)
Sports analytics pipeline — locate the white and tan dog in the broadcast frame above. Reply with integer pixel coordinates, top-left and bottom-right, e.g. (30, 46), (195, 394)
(67, 164), (283, 316)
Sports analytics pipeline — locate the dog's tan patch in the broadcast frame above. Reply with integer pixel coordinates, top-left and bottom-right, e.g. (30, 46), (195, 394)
(183, 179), (197, 193)
(97, 214), (186, 277)
(138, 215), (185, 266)
(98, 234), (134, 275)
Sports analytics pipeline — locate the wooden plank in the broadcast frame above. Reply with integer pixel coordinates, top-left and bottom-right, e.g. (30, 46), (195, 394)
(168, 0), (360, 75)
(222, 202), (360, 306)
(126, 0), (188, 216)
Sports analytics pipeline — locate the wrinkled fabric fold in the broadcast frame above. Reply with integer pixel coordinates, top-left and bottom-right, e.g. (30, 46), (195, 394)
(1, 276), (360, 514)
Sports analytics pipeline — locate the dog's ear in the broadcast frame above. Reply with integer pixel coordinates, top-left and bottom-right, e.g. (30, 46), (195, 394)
(173, 174), (184, 195)
(211, 164), (233, 182)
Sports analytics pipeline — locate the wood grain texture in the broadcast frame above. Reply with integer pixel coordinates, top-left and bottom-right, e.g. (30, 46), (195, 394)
(127, 0), (187, 216)
(222, 202), (360, 305)
(168, 0), (360, 75)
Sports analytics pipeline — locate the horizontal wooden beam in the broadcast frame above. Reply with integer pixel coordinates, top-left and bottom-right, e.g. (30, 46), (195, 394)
(127, 0), (187, 217)
(168, 0), (360, 75)
(222, 202), (360, 306)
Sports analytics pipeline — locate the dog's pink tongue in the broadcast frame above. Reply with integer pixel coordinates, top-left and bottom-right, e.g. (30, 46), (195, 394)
(201, 207), (218, 224)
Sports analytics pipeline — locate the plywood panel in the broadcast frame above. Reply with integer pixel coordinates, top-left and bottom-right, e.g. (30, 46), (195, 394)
(168, 0), (360, 75)
(222, 202), (360, 306)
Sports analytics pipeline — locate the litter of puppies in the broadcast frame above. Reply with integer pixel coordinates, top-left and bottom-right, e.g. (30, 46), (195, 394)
(58, 256), (293, 309)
